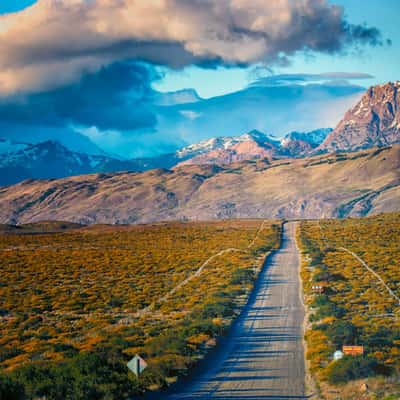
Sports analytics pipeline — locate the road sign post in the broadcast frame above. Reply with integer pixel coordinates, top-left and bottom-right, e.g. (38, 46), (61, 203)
(127, 355), (148, 377)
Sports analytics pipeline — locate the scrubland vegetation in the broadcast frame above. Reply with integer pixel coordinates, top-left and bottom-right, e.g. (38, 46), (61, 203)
(0, 219), (280, 399)
(299, 213), (400, 399)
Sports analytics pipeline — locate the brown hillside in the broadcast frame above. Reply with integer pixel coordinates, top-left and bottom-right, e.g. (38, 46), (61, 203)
(0, 146), (398, 224)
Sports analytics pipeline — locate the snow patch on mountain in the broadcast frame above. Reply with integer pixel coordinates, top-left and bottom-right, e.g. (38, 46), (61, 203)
(0, 138), (29, 155)
(176, 130), (279, 158)
(281, 128), (332, 147)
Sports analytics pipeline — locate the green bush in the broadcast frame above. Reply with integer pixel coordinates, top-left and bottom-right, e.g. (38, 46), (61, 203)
(198, 298), (235, 319)
(311, 295), (345, 320)
(151, 354), (192, 377)
(0, 375), (25, 400)
(182, 318), (218, 337)
(362, 325), (400, 349)
(145, 332), (190, 357)
(326, 356), (381, 384)
(5, 352), (140, 400)
(0, 347), (22, 363)
(230, 268), (255, 285)
(321, 321), (358, 347)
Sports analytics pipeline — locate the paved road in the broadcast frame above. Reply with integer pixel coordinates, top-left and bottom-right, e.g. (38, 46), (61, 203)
(167, 221), (306, 400)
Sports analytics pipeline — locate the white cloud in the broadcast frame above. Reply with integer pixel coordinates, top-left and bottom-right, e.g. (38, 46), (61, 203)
(0, 0), (381, 95)
(180, 110), (202, 120)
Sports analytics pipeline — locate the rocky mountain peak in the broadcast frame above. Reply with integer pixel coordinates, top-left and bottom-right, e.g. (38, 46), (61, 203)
(319, 81), (400, 152)
(176, 130), (282, 167)
(282, 128), (332, 147)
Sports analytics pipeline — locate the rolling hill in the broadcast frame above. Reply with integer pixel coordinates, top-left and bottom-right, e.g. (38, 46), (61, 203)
(0, 145), (398, 225)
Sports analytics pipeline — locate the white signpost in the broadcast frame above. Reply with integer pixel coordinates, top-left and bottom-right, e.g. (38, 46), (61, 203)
(333, 350), (344, 361)
(127, 355), (148, 377)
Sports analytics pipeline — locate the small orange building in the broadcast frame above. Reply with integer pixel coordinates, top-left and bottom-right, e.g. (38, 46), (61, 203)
(342, 345), (364, 356)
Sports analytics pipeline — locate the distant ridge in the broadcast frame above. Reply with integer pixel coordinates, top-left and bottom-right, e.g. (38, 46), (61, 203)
(176, 129), (332, 166)
(0, 140), (153, 186)
(0, 128), (331, 186)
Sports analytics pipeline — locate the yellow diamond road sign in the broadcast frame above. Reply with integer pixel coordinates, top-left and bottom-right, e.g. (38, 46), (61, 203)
(127, 355), (147, 376)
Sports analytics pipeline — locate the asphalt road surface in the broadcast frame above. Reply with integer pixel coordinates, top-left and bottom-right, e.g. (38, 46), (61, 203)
(167, 221), (306, 400)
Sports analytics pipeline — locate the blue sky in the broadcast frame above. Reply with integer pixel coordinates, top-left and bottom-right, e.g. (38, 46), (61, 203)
(0, 0), (35, 14)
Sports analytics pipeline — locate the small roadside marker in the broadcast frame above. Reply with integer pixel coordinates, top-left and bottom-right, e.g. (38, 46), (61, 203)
(127, 354), (148, 377)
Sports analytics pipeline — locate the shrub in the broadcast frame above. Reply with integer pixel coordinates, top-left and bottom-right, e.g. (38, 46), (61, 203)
(362, 326), (400, 349)
(145, 332), (190, 357)
(8, 352), (139, 400)
(310, 295), (345, 320)
(324, 321), (358, 347)
(0, 375), (25, 400)
(230, 268), (255, 285)
(325, 356), (380, 384)
(0, 347), (22, 363)
(198, 299), (235, 319)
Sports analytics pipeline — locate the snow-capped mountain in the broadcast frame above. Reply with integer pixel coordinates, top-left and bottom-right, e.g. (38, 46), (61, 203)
(176, 130), (280, 158)
(280, 128), (332, 157)
(176, 130), (282, 166)
(0, 129), (333, 185)
(0, 141), (167, 186)
(281, 128), (332, 147)
(176, 129), (333, 166)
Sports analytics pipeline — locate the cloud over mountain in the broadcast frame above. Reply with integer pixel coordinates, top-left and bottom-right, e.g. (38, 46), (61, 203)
(0, 0), (383, 95)
(0, 63), (157, 132)
(250, 72), (374, 86)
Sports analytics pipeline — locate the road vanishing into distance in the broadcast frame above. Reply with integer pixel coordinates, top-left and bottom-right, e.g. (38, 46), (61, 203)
(165, 221), (307, 400)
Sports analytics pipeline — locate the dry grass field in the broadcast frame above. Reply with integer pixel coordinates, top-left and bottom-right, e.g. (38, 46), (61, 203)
(0, 219), (281, 398)
(299, 213), (400, 400)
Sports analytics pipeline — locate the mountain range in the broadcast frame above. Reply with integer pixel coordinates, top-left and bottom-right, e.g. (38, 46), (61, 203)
(0, 81), (399, 223)
(176, 128), (333, 166)
(0, 79), (365, 161)
(1, 81), (399, 186)
(153, 81), (365, 153)
(0, 128), (332, 186)
(0, 140), (153, 187)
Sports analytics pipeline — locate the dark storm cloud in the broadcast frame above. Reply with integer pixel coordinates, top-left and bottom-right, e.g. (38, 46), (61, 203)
(0, 63), (158, 132)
